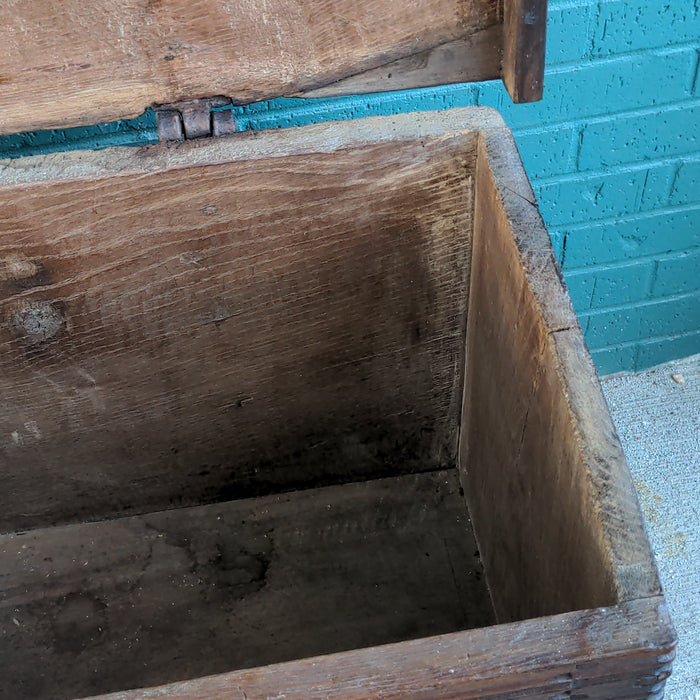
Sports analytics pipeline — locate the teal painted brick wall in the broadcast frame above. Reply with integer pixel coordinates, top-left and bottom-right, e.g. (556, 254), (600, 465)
(0, 0), (698, 374)
(517, 0), (700, 374)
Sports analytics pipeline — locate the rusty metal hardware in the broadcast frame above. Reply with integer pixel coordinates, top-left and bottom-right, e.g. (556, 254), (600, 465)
(155, 97), (237, 142)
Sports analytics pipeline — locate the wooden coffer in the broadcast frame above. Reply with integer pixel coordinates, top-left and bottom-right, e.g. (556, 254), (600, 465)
(0, 1), (676, 699)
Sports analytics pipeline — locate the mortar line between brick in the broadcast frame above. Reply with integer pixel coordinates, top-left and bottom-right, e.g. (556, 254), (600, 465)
(532, 150), (700, 186)
(564, 246), (700, 276)
(648, 260), (660, 300)
(573, 127), (584, 172)
(588, 276), (598, 310)
(583, 314), (591, 338)
(548, 0), (597, 10)
(548, 202), (700, 233)
(589, 328), (700, 354)
(576, 289), (700, 318)
(584, 0), (600, 61)
(510, 97), (700, 137)
(667, 164), (683, 203)
(635, 170), (652, 213)
(543, 43), (700, 74)
(631, 345), (641, 373)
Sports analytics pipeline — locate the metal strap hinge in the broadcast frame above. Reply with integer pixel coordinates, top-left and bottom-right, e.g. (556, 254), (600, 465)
(155, 97), (237, 142)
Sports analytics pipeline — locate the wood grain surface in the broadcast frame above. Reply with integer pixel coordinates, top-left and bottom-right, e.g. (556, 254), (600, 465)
(503, 0), (548, 102)
(298, 29), (502, 99)
(0, 470), (494, 700)
(0, 123), (477, 531)
(461, 127), (615, 622)
(459, 127), (662, 622)
(85, 596), (675, 700)
(0, 0), (501, 135)
(0, 109), (674, 700)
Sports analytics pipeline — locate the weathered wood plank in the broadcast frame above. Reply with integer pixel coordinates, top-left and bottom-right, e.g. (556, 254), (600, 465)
(0, 0), (501, 135)
(298, 28), (502, 99)
(0, 115), (486, 531)
(0, 470), (494, 700)
(84, 596), (675, 700)
(458, 126), (662, 623)
(461, 126), (614, 622)
(502, 0), (548, 102)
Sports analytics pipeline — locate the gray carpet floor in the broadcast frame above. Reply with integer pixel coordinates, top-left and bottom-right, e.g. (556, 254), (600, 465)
(601, 354), (700, 700)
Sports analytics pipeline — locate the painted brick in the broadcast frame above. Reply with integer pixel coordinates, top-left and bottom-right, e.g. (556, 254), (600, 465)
(592, 0), (700, 56)
(590, 345), (639, 376)
(534, 163), (675, 226)
(564, 273), (596, 312)
(578, 103), (700, 170)
(670, 155), (700, 205)
(560, 206), (700, 268)
(653, 249), (700, 297)
(589, 262), (656, 307)
(636, 331), (700, 371)
(580, 291), (700, 348)
(637, 164), (679, 210)
(565, 260), (656, 310)
(514, 125), (577, 178)
(546, 2), (596, 65)
(477, 50), (694, 129)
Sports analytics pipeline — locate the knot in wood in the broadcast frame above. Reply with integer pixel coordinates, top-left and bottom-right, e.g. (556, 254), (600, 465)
(0, 255), (41, 282)
(9, 301), (65, 344)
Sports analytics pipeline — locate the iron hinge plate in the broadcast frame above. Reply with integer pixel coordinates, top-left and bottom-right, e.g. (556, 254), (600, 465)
(155, 97), (237, 142)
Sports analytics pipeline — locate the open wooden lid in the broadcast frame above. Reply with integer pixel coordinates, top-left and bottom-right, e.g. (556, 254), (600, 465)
(0, 0), (546, 136)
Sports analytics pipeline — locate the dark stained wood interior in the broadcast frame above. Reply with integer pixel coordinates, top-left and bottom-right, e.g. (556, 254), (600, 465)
(0, 133), (476, 532)
(458, 127), (661, 623)
(297, 29), (503, 99)
(461, 132), (617, 621)
(0, 110), (673, 700)
(0, 470), (494, 700)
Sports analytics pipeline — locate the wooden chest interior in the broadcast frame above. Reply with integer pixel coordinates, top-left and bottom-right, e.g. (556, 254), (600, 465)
(0, 109), (675, 700)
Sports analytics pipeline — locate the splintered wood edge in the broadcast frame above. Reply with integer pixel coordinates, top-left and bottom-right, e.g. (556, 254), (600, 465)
(83, 596), (675, 700)
(0, 108), (504, 186)
(476, 126), (664, 604)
